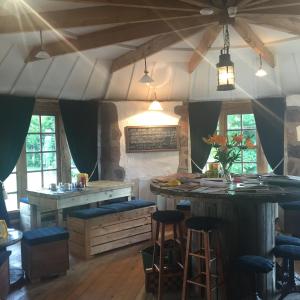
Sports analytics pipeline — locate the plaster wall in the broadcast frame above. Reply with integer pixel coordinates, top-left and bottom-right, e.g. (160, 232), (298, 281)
(115, 101), (182, 200)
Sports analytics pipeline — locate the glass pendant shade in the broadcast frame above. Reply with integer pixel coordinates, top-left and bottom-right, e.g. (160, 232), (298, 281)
(217, 51), (235, 91)
(35, 50), (51, 60)
(140, 57), (154, 84)
(148, 100), (163, 111)
(255, 55), (267, 77)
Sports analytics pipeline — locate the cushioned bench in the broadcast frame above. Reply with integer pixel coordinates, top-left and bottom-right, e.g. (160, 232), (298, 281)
(67, 200), (156, 259)
(21, 227), (69, 281)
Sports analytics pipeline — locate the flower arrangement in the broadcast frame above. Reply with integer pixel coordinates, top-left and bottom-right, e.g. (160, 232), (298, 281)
(203, 133), (255, 181)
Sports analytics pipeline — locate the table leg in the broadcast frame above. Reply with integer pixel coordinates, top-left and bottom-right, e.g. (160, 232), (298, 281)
(57, 209), (64, 227)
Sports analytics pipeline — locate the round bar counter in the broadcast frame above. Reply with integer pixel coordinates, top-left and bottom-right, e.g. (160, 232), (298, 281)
(150, 176), (300, 299)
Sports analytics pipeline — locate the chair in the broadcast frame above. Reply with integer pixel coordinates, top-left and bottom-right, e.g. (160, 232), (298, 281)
(182, 217), (225, 300)
(235, 255), (273, 300)
(21, 226), (69, 281)
(152, 210), (185, 300)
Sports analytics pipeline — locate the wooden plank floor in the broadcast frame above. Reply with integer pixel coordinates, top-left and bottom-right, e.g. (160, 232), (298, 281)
(7, 241), (182, 300)
(7, 241), (300, 300)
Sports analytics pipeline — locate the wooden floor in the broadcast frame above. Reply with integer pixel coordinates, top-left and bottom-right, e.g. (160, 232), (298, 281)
(7, 241), (300, 300)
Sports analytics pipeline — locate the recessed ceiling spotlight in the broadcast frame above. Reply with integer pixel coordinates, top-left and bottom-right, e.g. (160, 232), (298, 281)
(200, 8), (214, 15)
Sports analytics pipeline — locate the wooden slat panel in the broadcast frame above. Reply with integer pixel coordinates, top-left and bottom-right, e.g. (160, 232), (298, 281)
(91, 224), (151, 246)
(26, 15), (218, 61)
(87, 206), (156, 228)
(90, 232), (151, 255)
(0, 6), (199, 33)
(69, 231), (85, 245)
(67, 218), (85, 233)
(90, 216), (151, 237)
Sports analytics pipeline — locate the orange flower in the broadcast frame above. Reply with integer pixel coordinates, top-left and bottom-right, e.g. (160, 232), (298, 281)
(214, 135), (227, 146)
(245, 138), (255, 149)
(233, 134), (243, 143)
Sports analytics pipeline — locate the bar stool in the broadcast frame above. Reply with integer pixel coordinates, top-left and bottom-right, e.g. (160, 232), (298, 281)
(182, 217), (225, 300)
(235, 255), (273, 300)
(274, 244), (300, 299)
(152, 210), (185, 300)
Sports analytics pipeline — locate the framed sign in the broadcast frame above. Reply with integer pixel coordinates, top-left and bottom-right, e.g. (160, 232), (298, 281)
(125, 125), (179, 153)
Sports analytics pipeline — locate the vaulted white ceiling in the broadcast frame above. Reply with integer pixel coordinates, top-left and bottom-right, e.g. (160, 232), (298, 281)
(1, 0), (300, 101)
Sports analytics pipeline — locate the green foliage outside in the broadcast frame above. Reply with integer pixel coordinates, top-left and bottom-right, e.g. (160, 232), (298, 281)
(26, 115), (57, 171)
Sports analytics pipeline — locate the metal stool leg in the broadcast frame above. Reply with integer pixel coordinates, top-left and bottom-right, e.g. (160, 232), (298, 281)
(182, 229), (191, 300)
(158, 223), (165, 300)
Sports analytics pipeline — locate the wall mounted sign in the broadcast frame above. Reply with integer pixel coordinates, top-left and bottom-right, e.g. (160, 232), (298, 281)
(125, 125), (179, 153)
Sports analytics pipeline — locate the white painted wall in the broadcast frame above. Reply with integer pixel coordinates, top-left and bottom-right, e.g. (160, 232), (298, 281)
(115, 101), (182, 199)
(286, 95), (300, 107)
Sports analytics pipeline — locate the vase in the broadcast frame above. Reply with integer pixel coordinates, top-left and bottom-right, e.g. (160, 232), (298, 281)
(219, 164), (232, 183)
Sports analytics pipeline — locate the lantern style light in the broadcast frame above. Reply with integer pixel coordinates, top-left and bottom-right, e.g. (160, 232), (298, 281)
(217, 25), (235, 91)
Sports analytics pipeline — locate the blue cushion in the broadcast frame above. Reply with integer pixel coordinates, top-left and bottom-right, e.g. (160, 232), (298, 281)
(274, 245), (300, 260)
(279, 201), (300, 210)
(22, 226), (69, 246)
(69, 207), (116, 219)
(276, 234), (300, 247)
(176, 200), (191, 211)
(235, 255), (273, 274)
(0, 250), (11, 266)
(20, 197), (29, 204)
(185, 217), (223, 231)
(121, 200), (155, 209)
(152, 210), (184, 224)
(101, 202), (136, 212)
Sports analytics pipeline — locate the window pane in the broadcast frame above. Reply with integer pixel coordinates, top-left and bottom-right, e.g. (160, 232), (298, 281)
(243, 149), (257, 163)
(28, 115), (40, 133)
(227, 130), (241, 140)
(5, 193), (18, 212)
(26, 134), (41, 152)
(243, 163), (257, 174)
(4, 173), (17, 193)
(26, 153), (41, 171)
(227, 114), (241, 130)
(71, 168), (79, 182)
(243, 130), (256, 145)
(41, 116), (55, 133)
(43, 170), (57, 188)
(42, 152), (57, 170)
(27, 172), (42, 190)
(231, 163), (242, 174)
(242, 114), (256, 129)
(42, 134), (56, 151)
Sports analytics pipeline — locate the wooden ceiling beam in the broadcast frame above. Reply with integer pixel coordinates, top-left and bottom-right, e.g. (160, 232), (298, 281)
(52, 0), (199, 12)
(233, 18), (275, 67)
(0, 6), (199, 33)
(240, 1), (300, 14)
(188, 24), (222, 73)
(178, 0), (213, 8)
(237, 0), (254, 9)
(241, 14), (300, 36)
(26, 15), (218, 62)
(111, 25), (208, 72)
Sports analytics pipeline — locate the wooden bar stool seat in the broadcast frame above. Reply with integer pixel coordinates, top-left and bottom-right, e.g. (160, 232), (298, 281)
(152, 210), (185, 300)
(182, 216), (226, 300)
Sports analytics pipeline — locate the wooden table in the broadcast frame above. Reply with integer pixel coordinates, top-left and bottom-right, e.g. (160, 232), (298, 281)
(150, 175), (300, 299)
(27, 180), (133, 227)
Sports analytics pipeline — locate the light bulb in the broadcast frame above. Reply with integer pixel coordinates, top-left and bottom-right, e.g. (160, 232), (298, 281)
(255, 68), (267, 77)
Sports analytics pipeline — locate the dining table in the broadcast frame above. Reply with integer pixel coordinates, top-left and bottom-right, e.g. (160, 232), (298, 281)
(150, 174), (300, 299)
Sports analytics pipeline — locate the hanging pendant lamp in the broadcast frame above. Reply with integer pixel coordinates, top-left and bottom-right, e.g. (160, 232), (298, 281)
(148, 92), (163, 111)
(139, 57), (154, 84)
(216, 24), (235, 91)
(255, 54), (267, 77)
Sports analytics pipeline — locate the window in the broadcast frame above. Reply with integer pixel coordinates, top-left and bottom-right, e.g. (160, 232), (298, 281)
(206, 102), (269, 175)
(226, 114), (257, 174)
(71, 158), (79, 182)
(26, 115), (58, 190)
(4, 167), (18, 211)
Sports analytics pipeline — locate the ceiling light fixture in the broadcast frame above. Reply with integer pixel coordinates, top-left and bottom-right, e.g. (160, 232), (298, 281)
(255, 54), (267, 77)
(35, 30), (51, 60)
(200, 8), (214, 15)
(227, 6), (238, 18)
(148, 92), (163, 111)
(217, 24), (235, 91)
(139, 57), (154, 85)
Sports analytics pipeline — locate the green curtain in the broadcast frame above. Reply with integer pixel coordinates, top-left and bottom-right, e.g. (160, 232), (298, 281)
(0, 95), (35, 225)
(59, 100), (99, 181)
(189, 101), (222, 172)
(252, 97), (285, 175)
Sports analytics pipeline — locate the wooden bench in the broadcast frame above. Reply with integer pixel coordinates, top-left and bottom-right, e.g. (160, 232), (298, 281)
(67, 200), (156, 259)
